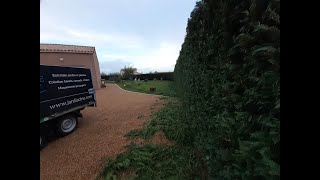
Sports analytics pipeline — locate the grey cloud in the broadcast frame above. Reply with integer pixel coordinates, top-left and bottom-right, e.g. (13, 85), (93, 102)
(99, 59), (132, 74)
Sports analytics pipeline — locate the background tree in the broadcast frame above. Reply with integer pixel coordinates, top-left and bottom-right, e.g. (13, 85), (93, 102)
(122, 65), (136, 80)
(101, 72), (107, 76)
(108, 72), (120, 76)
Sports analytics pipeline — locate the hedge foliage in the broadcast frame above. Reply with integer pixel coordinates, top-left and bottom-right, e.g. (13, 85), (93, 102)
(134, 72), (174, 81)
(102, 72), (174, 81)
(174, 0), (280, 179)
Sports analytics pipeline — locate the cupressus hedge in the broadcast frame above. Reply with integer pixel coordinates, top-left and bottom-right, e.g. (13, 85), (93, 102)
(174, 0), (280, 179)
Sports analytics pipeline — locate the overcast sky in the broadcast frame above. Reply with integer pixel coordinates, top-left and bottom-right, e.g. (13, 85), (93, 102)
(40, 0), (197, 74)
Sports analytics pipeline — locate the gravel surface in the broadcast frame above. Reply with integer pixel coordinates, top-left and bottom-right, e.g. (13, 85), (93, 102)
(40, 84), (162, 180)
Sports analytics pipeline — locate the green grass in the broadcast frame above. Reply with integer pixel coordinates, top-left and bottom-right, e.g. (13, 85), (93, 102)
(125, 99), (186, 143)
(99, 143), (201, 180)
(116, 80), (175, 97)
(99, 99), (203, 180)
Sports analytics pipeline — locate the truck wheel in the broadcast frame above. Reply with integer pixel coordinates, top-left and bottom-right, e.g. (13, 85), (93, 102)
(56, 115), (78, 136)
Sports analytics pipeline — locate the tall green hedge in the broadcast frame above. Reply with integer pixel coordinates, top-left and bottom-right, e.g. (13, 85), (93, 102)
(174, 0), (280, 179)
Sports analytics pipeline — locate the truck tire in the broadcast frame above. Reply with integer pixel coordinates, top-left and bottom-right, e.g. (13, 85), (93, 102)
(56, 115), (78, 136)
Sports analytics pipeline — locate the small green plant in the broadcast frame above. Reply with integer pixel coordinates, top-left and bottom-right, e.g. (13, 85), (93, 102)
(126, 99), (186, 144)
(125, 125), (159, 140)
(99, 143), (201, 180)
(159, 96), (168, 100)
(137, 115), (145, 119)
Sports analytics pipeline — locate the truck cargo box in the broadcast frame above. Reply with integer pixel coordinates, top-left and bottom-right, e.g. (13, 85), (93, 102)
(40, 65), (96, 122)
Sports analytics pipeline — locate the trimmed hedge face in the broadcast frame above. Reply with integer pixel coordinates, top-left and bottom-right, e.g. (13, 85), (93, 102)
(174, 0), (280, 179)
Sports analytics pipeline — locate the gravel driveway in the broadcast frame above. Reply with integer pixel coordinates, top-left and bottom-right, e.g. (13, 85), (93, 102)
(40, 83), (162, 180)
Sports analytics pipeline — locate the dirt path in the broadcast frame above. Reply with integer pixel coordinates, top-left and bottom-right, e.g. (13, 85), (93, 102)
(40, 84), (163, 180)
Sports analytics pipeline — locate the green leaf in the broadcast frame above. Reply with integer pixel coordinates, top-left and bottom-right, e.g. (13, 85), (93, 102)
(253, 46), (277, 54)
(105, 170), (115, 180)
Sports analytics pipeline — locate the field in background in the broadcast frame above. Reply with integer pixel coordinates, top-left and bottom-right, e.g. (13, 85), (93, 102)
(116, 80), (175, 97)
